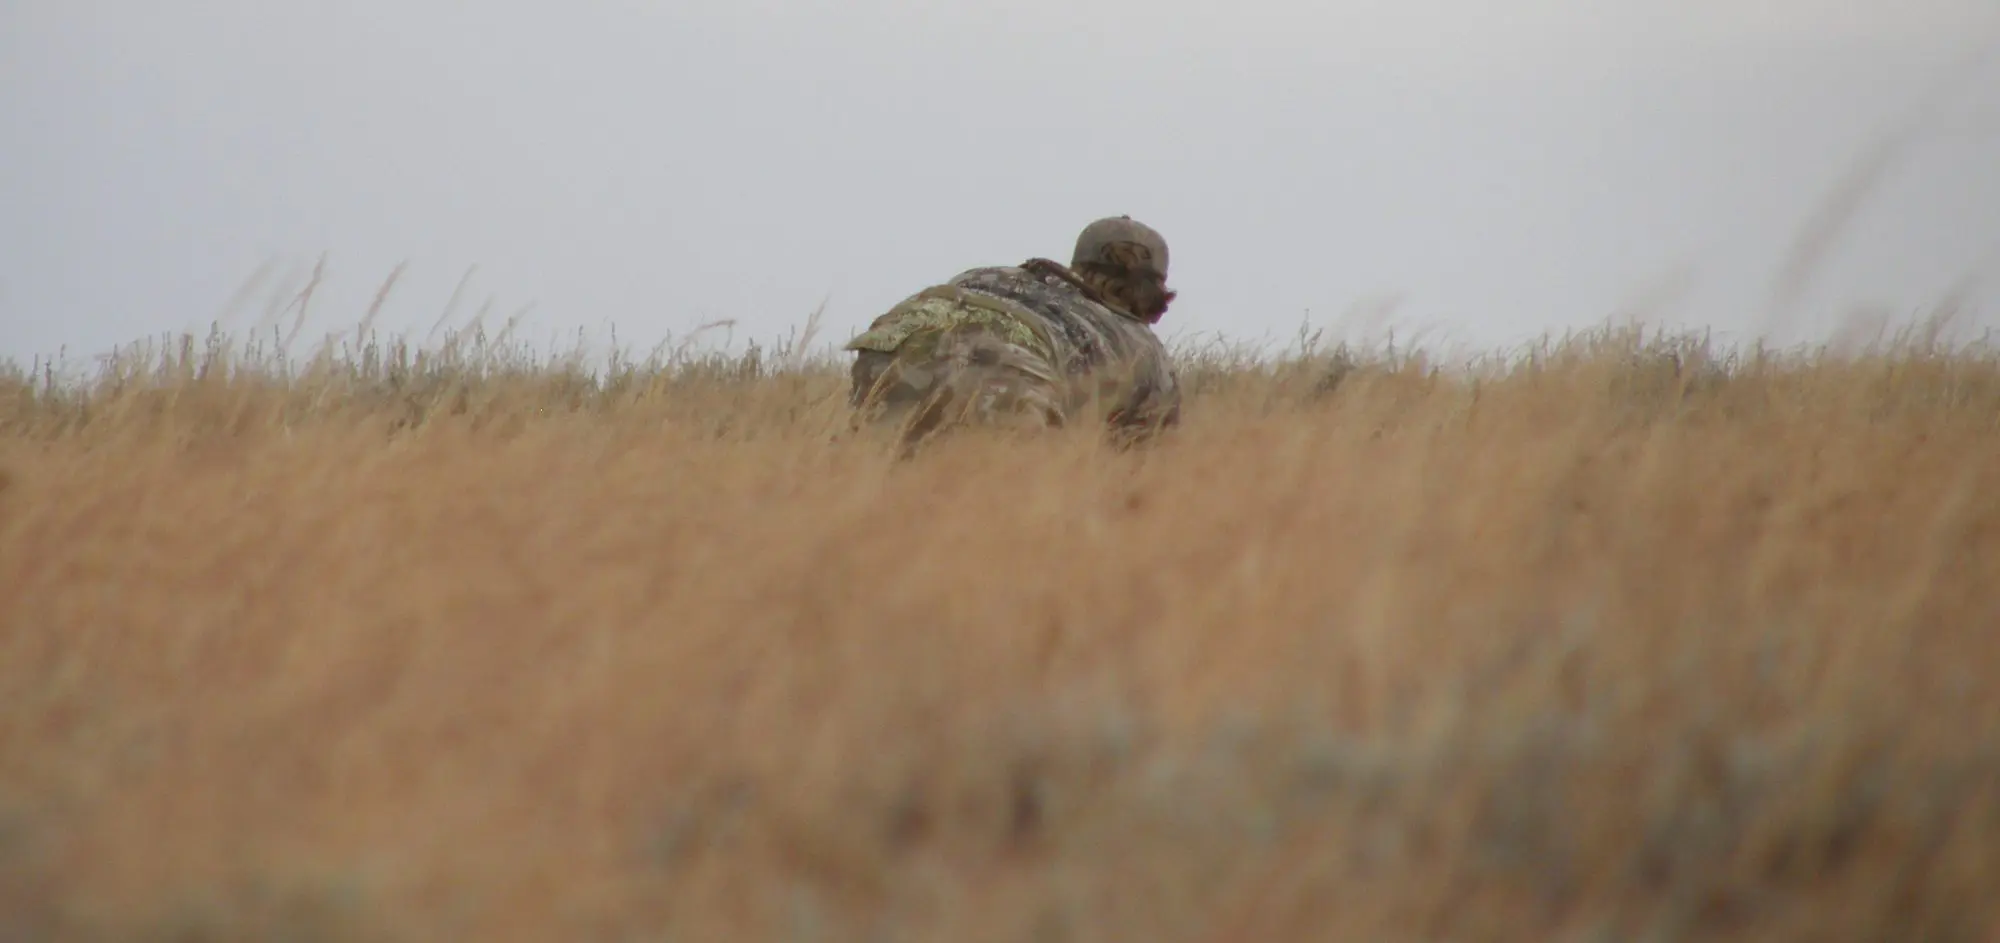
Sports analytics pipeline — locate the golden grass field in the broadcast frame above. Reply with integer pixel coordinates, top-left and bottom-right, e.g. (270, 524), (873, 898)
(2, 316), (1999, 942)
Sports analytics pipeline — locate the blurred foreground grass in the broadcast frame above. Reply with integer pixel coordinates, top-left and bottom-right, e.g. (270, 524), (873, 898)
(1, 316), (1998, 942)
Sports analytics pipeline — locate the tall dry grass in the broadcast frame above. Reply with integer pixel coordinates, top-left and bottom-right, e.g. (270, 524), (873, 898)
(2, 313), (1999, 943)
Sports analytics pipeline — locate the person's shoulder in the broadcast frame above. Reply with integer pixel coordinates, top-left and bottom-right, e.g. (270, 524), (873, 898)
(947, 264), (1086, 316)
(946, 264), (1037, 291)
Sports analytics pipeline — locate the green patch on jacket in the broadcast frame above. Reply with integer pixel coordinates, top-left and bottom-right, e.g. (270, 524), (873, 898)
(845, 288), (1044, 354)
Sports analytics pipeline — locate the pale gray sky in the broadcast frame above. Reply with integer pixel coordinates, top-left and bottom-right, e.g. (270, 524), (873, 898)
(4, 0), (1999, 366)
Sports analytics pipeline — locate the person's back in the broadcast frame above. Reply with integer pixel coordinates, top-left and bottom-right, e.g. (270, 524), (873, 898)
(845, 216), (1182, 454)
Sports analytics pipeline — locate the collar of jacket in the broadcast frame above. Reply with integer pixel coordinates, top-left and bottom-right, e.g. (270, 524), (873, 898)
(1020, 258), (1144, 322)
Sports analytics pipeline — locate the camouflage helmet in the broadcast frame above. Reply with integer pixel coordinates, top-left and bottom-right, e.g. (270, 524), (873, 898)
(1071, 216), (1170, 278)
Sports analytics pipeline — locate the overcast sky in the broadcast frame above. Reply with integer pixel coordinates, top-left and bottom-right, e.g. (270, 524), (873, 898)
(4, 0), (1999, 367)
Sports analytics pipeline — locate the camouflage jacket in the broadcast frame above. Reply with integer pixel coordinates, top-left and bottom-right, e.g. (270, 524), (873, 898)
(848, 258), (1182, 439)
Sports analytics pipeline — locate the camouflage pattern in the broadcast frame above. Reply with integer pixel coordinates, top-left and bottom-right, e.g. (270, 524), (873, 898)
(845, 258), (1181, 454)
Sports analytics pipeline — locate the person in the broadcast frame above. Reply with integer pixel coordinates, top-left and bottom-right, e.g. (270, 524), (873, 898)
(843, 216), (1183, 455)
